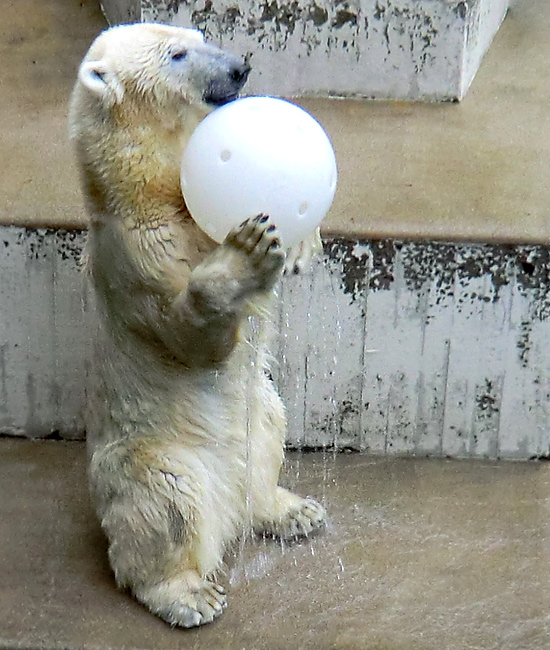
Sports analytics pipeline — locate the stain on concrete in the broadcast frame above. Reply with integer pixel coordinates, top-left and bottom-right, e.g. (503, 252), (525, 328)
(368, 240), (396, 292)
(3, 228), (549, 457)
(260, 0), (296, 31)
(146, 0), (509, 102)
(475, 379), (500, 418)
(516, 320), (532, 368)
(398, 241), (456, 295)
(458, 246), (512, 295)
(455, 2), (468, 21)
(516, 246), (550, 320)
(324, 240), (549, 310)
(141, 0), (180, 22)
(326, 239), (372, 299)
(25, 229), (49, 261)
(56, 229), (86, 264)
(373, 1), (386, 21)
(190, 0), (214, 30)
(333, 9), (358, 29)
(309, 3), (328, 26)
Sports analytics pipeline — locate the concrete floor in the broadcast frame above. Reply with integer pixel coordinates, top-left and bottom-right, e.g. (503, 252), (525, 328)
(1, 0), (550, 244)
(1, 438), (549, 650)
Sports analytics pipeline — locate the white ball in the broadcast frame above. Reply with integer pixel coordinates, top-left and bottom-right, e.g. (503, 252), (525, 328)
(180, 96), (337, 248)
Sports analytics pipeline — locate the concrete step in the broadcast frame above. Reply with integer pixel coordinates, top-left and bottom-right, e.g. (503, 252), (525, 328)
(101, 0), (509, 102)
(2, 1), (550, 243)
(2, 228), (549, 458)
(1, 438), (548, 650)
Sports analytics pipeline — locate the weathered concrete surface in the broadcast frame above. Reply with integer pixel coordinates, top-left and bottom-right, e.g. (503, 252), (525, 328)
(138, 0), (508, 102)
(0, 228), (90, 440)
(279, 239), (550, 459)
(100, 0), (140, 24)
(1, 228), (549, 459)
(0, 439), (548, 650)
(0, 0), (550, 243)
(314, 0), (550, 242)
(0, 0), (106, 229)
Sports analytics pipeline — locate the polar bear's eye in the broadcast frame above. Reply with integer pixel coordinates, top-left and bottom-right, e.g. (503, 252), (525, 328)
(171, 49), (188, 61)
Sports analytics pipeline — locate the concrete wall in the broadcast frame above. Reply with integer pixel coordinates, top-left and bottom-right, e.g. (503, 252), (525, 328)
(100, 0), (140, 24)
(0, 229), (90, 440)
(2, 226), (548, 459)
(101, 0), (509, 102)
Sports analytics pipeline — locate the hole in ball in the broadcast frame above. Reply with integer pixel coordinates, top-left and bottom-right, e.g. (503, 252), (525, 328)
(298, 201), (309, 216)
(220, 149), (231, 162)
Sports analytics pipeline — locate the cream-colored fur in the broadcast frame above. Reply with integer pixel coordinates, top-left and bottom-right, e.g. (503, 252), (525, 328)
(69, 23), (325, 629)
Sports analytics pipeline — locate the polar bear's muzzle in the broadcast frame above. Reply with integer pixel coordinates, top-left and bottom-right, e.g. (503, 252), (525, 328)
(201, 52), (251, 107)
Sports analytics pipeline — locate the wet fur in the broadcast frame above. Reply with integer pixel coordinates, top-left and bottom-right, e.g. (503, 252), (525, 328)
(69, 23), (325, 628)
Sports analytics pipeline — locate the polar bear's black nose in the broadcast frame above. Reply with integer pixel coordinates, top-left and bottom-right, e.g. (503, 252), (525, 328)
(230, 62), (251, 85)
(203, 56), (251, 107)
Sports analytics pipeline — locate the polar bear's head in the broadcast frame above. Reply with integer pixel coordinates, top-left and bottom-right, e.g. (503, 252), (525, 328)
(70, 23), (250, 222)
(73, 23), (250, 115)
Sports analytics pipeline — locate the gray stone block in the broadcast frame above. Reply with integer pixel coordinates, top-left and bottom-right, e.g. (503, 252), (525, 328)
(101, 0), (509, 101)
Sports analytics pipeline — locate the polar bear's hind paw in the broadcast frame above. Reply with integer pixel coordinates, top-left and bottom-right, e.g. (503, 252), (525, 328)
(137, 574), (227, 628)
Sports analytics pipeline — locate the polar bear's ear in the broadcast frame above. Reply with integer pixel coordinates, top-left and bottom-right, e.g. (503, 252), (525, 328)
(78, 60), (124, 105)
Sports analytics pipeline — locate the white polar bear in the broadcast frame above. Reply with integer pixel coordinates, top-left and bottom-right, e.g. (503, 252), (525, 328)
(69, 23), (325, 628)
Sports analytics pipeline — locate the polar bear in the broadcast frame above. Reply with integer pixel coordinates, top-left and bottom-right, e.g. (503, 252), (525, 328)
(69, 23), (325, 628)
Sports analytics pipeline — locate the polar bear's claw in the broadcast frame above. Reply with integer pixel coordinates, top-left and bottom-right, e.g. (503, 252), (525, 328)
(225, 214), (285, 289)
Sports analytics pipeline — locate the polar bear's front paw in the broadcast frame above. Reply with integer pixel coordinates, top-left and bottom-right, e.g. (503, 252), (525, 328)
(260, 488), (326, 540)
(137, 572), (227, 628)
(224, 214), (285, 291)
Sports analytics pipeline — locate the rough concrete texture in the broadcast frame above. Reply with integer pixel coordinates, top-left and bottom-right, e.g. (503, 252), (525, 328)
(0, 0), (106, 229)
(2, 227), (549, 459)
(307, 0), (550, 243)
(1, 0), (550, 244)
(0, 439), (549, 650)
(165, 0), (508, 101)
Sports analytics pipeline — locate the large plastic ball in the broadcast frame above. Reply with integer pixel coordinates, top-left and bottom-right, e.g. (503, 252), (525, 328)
(180, 96), (337, 248)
